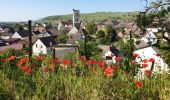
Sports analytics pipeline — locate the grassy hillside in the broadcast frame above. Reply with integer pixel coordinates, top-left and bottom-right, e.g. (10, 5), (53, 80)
(42, 12), (138, 22)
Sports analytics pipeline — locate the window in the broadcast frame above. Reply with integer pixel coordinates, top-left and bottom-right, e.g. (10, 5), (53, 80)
(106, 56), (112, 60)
(41, 45), (43, 48)
(70, 36), (73, 39)
(36, 44), (38, 48)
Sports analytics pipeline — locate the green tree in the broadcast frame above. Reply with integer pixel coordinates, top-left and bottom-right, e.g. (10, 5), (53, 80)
(96, 30), (105, 38)
(56, 34), (69, 44)
(104, 24), (113, 35)
(137, 0), (170, 44)
(85, 23), (97, 35)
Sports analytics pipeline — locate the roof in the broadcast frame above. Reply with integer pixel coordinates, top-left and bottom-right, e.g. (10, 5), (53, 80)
(38, 36), (56, 47)
(135, 40), (150, 49)
(0, 32), (13, 36)
(22, 36), (39, 43)
(47, 29), (62, 36)
(0, 43), (23, 51)
(33, 31), (42, 35)
(98, 45), (120, 56)
(17, 30), (32, 38)
(5, 38), (21, 42)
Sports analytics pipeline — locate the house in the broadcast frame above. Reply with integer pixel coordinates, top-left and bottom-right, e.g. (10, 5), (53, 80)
(141, 32), (157, 44)
(0, 27), (4, 32)
(33, 36), (56, 55)
(0, 32), (13, 40)
(134, 41), (169, 79)
(98, 45), (120, 64)
(51, 44), (79, 58)
(33, 26), (46, 33)
(4, 38), (21, 45)
(11, 30), (34, 40)
(68, 26), (83, 43)
(0, 38), (5, 46)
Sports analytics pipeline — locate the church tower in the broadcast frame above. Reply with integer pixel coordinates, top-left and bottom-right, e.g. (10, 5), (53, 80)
(73, 9), (80, 27)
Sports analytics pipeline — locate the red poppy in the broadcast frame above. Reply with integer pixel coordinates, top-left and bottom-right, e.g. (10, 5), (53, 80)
(20, 57), (29, 64)
(131, 60), (136, 65)
(110, 64), (115, 70)
(155, 53), (161, 57)
(115, 57), (122, 61)
(8, 55), (16, 61)
(79, 56), (86, 61)
(104, 67), (113, 77)
(42, 67), (48, 72)
(143, 59), (148, 63)
(83, 61), (90, 65)
(89, 59), (97, 64)
(52, 58), (60, 63)
(0, 51), (2, 55)
(2, 59), (7, 63)
(31, 64), (36, 67)
(36, 56), (45, 60)
(132, 53), (138, 58)
(144, 70), (151, 75)
(135, 81), (142, 88)
(63, 59), (70, 65)
(142, 64), (148, 68)
(110, 54), (115, 57)
(21, 65), (29, 71)
(98, 61), (105, 67)
(149, 58), (155, 62)
(26, 69), (33, 74)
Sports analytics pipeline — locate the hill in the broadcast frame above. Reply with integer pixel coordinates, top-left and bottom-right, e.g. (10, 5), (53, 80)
(42, 12), (138, 22)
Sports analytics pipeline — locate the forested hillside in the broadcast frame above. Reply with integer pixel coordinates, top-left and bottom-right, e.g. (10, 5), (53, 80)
(42, 12), (138, 22)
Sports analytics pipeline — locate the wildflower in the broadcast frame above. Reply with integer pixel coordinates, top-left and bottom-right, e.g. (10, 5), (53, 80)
(83, 61), (90, 65)
(115, 57), (122, 61)
(110, 64), (115, 70)
(98, 61), (105, 67)
(0, 51), (2, 55)
(89, 59), (97, 64)
(26, 69), (33, 74)
(104, 67), (113, 77)
(131, 60), (136, 65)
(132, 53), (138, 58)
(155, 53), (161, 57)
(20, 57), (29, 64)
(2, 59), (7, 63)
(142, 64), (148, 68)
(52, 58), (60, 63)
(63, 59), (70, 65)
(143, 59), (148, 63)
(31, 64), (36, 67)
(21, 65), (29, 71)
(110, 54), (115, 57)
(36, 56), (45, 60)
(144, 70), (151, 75)
(8, 55), (16, 61)
(157, 66), (161, 69)
(135, 81), (142, 88)
(149, 58), (155, 62)
(79, 56), (86, 61)
(42, 67), (48, 72)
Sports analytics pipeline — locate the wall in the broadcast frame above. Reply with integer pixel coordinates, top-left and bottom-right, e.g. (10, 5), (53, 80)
(33, 39), (47, 55)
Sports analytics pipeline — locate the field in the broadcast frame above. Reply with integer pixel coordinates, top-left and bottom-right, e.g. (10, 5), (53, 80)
(0, 49), (170, 99)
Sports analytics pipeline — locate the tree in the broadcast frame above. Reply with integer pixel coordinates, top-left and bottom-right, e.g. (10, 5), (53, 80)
(137, 0), (170, 44)
(104, 24), (113, 35)
(85, 22), (97, 35)
(96, 30), (105, 38)
(14, 24), (24, 31)
(56, 34), (69, 44)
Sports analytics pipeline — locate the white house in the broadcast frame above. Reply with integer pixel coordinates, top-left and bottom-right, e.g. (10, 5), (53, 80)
(141, 32), (158, 44)
(98, 45), (120, 64)
(33, 36), (56, 55)
(146, 28), (161, 33)
(0, 27), (4, 32)
(134, 46), (169, 79)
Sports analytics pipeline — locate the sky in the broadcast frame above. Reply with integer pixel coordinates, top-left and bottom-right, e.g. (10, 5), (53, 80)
(0, 0), (149, 22)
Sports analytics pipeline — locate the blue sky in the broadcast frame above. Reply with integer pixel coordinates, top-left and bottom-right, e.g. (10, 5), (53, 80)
(0, 0), (150, 22)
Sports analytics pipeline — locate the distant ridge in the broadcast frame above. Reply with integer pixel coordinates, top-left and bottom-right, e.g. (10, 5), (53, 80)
(42, 11), (138, 22)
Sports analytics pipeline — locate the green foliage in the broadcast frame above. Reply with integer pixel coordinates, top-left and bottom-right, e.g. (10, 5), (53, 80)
(104, 24), (113, 35)
(85, 23), (97, 35)
(56, 34), (69, 44)
(96, 30), (105, 38)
